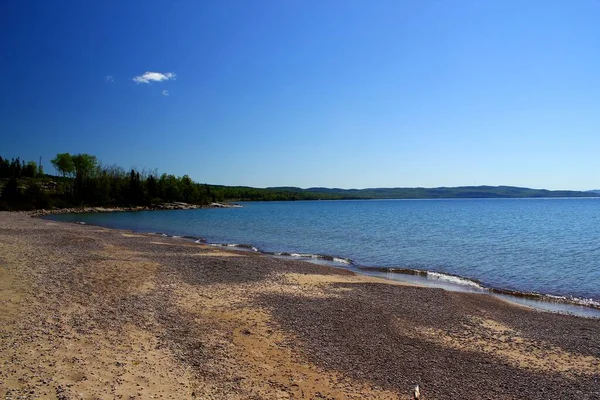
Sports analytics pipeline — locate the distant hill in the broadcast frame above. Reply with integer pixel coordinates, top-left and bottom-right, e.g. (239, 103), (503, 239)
(267, 185), (598, 199)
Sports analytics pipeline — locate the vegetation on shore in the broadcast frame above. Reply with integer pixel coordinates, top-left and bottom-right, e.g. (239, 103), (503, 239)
(1, 153), (596, 211)
(0, 153), (343, 211)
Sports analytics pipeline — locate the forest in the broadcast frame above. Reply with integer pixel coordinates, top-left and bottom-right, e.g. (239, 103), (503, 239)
(0, 153), (344, 211)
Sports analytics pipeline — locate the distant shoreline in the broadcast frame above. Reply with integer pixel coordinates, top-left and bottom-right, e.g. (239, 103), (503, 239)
(265, 184), (599, 200)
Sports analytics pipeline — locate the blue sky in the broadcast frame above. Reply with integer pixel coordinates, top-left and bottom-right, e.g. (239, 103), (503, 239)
(1, 1), (599, 190)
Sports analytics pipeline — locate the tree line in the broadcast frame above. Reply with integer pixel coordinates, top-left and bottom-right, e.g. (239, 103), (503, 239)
(0, 153), (343, 210)
(0, 156), (44, 179)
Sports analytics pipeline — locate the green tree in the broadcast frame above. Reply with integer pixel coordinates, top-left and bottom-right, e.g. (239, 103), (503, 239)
(88, 171), (111, 206)
(180, 175), (196, 202)
(127, 169), (143, 205)
(71, 153), (98, 181)
(68, 154), (98, 203)
(24, 161), (38, 178)
(146, 175), (159, 203)
(10, 158), (22, 177)
(51, 153), (75, 177)
(0, 156), (8, 178)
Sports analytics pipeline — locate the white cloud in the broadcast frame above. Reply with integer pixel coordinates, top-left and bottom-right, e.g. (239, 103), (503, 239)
(162, 90), (169, 96)
(133, 71), (176, 84)
(105, 75), (114, 82)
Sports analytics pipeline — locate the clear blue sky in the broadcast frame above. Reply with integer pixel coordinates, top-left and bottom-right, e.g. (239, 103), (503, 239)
(1, 0), (599, 190)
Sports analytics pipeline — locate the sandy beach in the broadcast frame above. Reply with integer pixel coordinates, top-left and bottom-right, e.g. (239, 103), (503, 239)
(0, 212), (599, 399)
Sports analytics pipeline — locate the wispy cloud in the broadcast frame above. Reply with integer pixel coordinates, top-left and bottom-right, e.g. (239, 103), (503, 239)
(161, 90), (169, 96)
(105, 75), (114, 82)
(133, 71), (176, 84)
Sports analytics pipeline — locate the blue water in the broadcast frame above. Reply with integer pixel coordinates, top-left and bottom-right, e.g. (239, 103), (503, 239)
(48, 199), (600, 307)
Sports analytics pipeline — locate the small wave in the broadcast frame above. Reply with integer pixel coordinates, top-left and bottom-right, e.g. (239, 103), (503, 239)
(273, 252), (353, 265)
(150, 232), (170, 237)
(333, 257), (353, 265)
(148, 231), (208, 244)
(209, 243), (259, 252)
(426, 271), (483, 288)
(570, 297), (600, 308)
(181, 235), (206, 242)
(388, 267), (428, 276)
(360, 267), (483, 289)
(489, 287), (600, 310)
(360, 266), (427, 276)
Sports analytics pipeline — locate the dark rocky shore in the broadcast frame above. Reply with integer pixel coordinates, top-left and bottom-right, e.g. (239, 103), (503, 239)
(0, 212), (599, 399)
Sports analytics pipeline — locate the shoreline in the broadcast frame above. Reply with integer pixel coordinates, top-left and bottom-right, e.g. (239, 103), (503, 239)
(208, 244), (600, 316)
(42, 211), (600, 317)
(27, 201), (242, 217)
(1, 211), (600, 398)
(357, 266), (600, 315)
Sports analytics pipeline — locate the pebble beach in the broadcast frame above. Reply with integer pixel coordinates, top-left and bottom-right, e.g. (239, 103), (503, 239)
(1, 212), (599, 399)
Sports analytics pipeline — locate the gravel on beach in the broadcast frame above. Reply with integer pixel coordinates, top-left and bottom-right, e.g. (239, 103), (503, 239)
(0, 212), (599, 399)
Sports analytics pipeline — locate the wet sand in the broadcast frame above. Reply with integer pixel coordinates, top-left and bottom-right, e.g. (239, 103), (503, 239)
(0, 212), (599, 399)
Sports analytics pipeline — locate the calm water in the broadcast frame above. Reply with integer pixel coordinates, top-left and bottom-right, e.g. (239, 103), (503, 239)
(48, 198), (600, 307)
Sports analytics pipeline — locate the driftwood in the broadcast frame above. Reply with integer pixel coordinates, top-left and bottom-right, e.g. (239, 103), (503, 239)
(413, 384), (420, 399)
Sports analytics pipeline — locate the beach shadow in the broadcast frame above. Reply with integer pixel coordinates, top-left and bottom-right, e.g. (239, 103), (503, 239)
(258, 283), (600, 399)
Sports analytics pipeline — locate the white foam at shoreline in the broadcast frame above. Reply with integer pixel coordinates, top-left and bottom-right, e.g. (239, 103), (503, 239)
(426, 271), (483, 288)
(569, 296), (600, 308)
(209, 243), (259, 252)
(274, 252), (352, 265)
(333, 257), (352, 265)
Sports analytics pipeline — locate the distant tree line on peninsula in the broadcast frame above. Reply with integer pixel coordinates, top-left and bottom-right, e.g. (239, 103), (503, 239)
(268, 186), (598, 199)
(0, 153), (343, 210)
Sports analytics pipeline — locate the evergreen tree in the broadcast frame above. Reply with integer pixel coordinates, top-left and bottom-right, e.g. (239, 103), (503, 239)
(146, 175), (158, 202)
